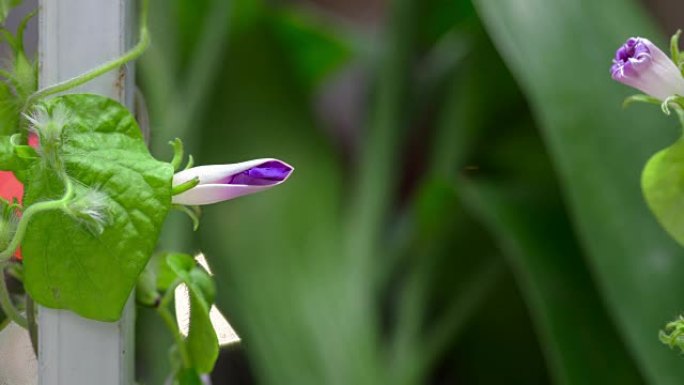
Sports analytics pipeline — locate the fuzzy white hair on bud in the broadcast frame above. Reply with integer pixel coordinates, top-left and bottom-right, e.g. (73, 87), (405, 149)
(67, 189), (111, 235)
(24, 104), (72, 168)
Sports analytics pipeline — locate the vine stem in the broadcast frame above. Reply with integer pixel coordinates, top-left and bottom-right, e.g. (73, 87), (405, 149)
(24, 0), (150, 108)
(157, 278), (192, 368)
(0, 176), (74, 262)
(0, 262), (27, 328)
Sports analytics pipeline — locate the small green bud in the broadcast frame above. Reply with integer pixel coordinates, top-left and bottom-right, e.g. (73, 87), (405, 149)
(24, 104), (71, 167)
(660, 315), (684, 353)
(136, 264), (160, 307)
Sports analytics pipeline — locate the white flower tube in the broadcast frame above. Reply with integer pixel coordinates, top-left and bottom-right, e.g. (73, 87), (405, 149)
(172, 158), (293, 206)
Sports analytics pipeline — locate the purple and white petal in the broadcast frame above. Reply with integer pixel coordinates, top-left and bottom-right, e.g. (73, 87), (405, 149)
(172, 159), (293, 206)
(610, 37), (684, 100)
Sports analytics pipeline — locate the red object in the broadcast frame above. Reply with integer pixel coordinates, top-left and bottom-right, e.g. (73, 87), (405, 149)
(0, 171), (23, 260)
(0, 171), (24, 202)
(0, 134), (38, 260)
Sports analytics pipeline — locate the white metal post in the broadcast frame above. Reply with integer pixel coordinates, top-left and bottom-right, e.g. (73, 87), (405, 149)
(38, 1), (135, 384)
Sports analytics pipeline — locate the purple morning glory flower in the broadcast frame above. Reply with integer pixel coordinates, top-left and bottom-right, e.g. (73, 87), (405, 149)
(172, 158), (294, 205)
(611, 37), (684, 100)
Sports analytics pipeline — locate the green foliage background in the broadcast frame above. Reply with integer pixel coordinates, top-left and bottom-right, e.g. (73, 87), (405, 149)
(135, 0), (684, 383)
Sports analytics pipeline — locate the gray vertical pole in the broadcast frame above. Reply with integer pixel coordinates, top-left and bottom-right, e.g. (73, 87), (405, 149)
(37, 0), (135, 384)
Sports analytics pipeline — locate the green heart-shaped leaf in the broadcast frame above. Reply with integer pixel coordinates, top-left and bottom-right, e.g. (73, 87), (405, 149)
(22, 94), (173, 321)
(642, 138), (684, 247)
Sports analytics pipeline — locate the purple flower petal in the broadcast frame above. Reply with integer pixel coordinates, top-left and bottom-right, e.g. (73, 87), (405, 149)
(610, 37), (684, 100)
(225, 161), (293, 186)
(172, 158), (294, 206)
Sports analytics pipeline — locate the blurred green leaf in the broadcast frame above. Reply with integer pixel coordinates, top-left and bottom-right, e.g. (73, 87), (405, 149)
(270, 7), (353, 92)
(176, 368), (203, 385)
(0, 82), (19, 136)
(0, 0), (20, 24)
(167, 253), (196, 279)
(642, 138), (684, 247)
(189, 268), (215, 305)
(452, 272), (551, 384)
(474, 0), (684, 382)
(173, 0), (212, 69)
(156, 253), (181, 291)
(417, 0), (475, 48)
(386, 179), (504, 385)
(136, 262), (160, 307)
(459, 178), (643, 384)
(427, 27), (641, 379)
(186, 293), (217, 374)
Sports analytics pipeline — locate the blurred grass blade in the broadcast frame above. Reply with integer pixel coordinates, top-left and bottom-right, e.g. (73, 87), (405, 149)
(269, 6), (354, 93)
(459, 179), (642, 384)
(346, 0), (417, 271)
(474, 0), (684, 382)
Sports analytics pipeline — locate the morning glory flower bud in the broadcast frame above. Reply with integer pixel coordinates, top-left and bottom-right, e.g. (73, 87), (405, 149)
(172, 159), (293, 206)
(611, 37), (684, 100)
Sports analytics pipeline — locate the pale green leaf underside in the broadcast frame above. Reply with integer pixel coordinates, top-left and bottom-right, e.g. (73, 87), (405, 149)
(22, 94), (173, 321)
(642, 138), (684, 247)
(167, 253), (219, 374)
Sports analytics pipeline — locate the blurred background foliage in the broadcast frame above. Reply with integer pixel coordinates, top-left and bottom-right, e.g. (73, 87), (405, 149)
(133, 0), (684, 383)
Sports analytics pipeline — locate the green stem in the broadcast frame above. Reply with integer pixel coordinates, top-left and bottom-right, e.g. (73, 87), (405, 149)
(0, 177), (74, 262)
(171, 205), (201, 231)
(157, 295), (191, 368)
(0, 263), (27, 328)
(172, 178), (199, 196)
(160, 278), (183, 309)
(156, 278), (192, 368)
(24, 0), (150, 107)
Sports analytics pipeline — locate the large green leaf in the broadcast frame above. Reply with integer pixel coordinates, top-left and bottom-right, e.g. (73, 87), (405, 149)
(22, 94), (173, 321)
(474, 0), (684, 382)
(460, 179), (642, 384)
(642, 138), (684, 247)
